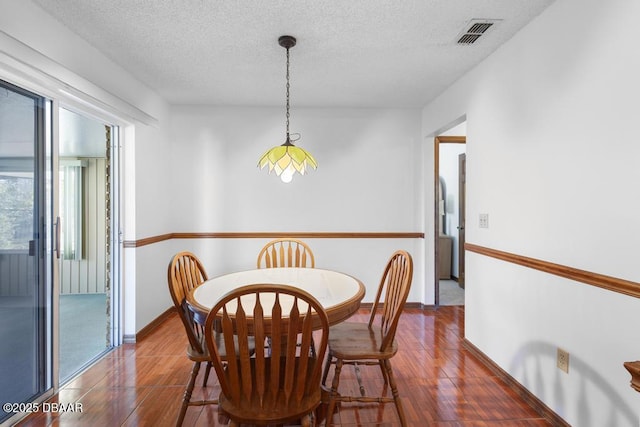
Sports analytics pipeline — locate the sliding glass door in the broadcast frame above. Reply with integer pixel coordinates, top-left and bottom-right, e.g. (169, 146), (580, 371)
(0, 74), (123, 424)
(0, 80), (51, 423)
(58, 107), (113, 382)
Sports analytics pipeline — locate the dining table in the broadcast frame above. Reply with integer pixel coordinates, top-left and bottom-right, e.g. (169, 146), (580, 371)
(187, 267), (366, 326)
(186, 266), (365, 423)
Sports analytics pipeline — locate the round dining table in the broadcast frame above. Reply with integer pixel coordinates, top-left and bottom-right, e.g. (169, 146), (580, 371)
(187, 267), (365, 326)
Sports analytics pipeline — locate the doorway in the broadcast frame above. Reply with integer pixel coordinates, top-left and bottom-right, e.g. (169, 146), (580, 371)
(434, 135), (466, 306)
(58, 107), (115, 382)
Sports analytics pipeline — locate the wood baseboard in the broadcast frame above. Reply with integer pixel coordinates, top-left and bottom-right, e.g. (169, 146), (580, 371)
(463, 339), (570, 427)
(135, 306), (175, 342)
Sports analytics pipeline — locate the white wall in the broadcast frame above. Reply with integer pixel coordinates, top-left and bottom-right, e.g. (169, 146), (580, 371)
(422, 0), (640, 425)
(167, 105), (425, 307)
(130, 120), (174, 333)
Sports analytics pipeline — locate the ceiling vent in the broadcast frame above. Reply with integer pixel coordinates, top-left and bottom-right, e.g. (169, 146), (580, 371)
(456, 19), (500, 45)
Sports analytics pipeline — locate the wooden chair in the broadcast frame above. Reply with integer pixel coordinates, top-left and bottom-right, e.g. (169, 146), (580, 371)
(204, 284), (329, 426)
(257, 238), (315, 268)
(169, 252), (258, 426)
(321, 250), (414, 426)
(167, 251), (216, 426)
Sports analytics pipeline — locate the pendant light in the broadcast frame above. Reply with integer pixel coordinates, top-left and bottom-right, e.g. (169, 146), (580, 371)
(258, 35), (317, 183)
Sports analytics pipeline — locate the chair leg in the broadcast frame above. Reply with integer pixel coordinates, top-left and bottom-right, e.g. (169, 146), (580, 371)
(378, 359), (389, 385)
(325, 358), (344, 426)
(202, 361), (212, 387)
(176, 361), (201, 426)
(321, 352), (333, 385)
(383, 359), (407, 427)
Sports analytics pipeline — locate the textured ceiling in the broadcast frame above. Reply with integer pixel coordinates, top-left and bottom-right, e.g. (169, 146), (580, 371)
(31, 0), (555, 108)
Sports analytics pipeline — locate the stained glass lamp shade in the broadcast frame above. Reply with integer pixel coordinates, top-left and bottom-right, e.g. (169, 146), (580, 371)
(258, 35), (317, 183)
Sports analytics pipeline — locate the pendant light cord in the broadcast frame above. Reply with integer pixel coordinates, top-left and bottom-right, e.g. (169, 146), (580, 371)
(285, 46), (291, 141)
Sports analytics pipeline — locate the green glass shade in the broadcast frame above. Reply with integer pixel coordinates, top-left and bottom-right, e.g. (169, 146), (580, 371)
(258, 142), (318, 183)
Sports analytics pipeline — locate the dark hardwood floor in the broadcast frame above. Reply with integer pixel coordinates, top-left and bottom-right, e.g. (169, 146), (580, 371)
(17, 306), (555, 426)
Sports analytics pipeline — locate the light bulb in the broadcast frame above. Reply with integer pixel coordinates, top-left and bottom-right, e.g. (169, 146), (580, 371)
(280, 165), (295, 183)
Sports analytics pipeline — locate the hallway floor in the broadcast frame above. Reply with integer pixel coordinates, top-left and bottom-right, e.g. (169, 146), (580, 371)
(439, 280), (464, 306)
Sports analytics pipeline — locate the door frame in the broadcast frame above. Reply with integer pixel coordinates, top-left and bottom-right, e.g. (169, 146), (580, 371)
(458, 152), (466, 288)
(434, 135), (466, 306)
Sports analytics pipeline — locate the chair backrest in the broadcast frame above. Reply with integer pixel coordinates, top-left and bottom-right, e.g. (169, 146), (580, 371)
(168, 251), (209, 352)
(256, 238), (315, 268)
(205, 284), (329, 420)
(368, 250), (413, 352)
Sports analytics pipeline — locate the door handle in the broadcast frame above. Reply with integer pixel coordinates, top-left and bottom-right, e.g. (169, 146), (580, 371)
(54, 217), (61, 259)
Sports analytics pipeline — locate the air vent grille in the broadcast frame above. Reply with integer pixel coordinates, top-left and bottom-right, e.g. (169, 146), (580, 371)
(467, 22), (493, 34)
(456, 19), (500, 45)
(458, 34), (482, 44)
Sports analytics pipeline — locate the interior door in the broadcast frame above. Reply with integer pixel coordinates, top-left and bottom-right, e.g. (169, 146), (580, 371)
(0, 80), (51, 423)
(458, 153), (466, 288)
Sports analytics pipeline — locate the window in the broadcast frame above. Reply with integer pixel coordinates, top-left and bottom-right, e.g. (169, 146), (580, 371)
(60, 159), (85, 260)
(0, 160), (33, 251)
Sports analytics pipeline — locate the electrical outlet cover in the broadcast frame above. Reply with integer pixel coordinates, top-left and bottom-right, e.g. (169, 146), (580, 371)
(557, 348), (569, 373)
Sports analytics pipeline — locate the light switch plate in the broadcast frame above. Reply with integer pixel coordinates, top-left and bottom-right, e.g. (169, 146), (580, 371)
(479, 213), (489, 228)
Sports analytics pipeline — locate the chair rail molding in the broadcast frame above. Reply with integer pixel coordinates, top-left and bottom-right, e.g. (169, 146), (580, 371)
(123, 231), (425, 248)
(465, 243), (640, 299)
